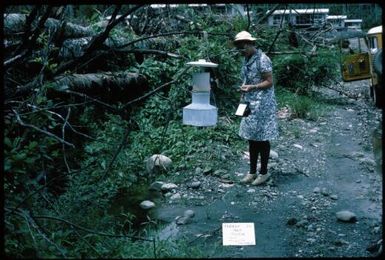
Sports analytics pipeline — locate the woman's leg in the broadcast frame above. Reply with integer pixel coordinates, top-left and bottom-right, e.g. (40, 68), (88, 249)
(240, 140), (259, 183)
(249, 140), (259, 175)
(259, 140), (270, 175)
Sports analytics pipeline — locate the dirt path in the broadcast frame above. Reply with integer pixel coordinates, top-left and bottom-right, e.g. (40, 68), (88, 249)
(152, 81), (382, 257)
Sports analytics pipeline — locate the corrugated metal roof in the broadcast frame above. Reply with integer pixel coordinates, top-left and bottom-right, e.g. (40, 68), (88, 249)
(269, 8), (329, 15)
(344, 19), (363, 23)
(326, 15), (347, 19)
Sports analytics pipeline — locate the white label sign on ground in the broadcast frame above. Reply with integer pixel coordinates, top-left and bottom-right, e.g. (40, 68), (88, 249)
(222, 223), (256, 246)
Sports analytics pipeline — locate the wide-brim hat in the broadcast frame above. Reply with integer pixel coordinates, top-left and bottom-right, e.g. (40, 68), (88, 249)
(234, 31), (256, 42)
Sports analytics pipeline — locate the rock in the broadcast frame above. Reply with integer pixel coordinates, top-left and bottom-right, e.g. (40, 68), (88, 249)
(307, 238), (316, 243)
(367, 241), (382, 254)
(214, 169), (227, 176)
(336, 210), (357, 223)
(330, 194), (338, 200)
(170, 193), (181, 200)
(295, 219), (308, 228)
(203, 167), (213, 175)
(287, 217), (298, 226)
(149, 181), (165, 191)
(188, 181), (201, 189)
(195, 167), (203, 175)
(157, 222), (179, 241)
(270, 150), (279, 159)
(176, 216), (191, 225)
(293, 144), (303, 149)
(139, 200), (155, 210)
(146, 154), (172, 174)
(359, 157), (376, 167)
(373, 226), (381, 234)
(334, 239), (349, 247)
(221, 173), (230, 179)
(184, 209), (195, 218)
(161, 183), (178, 192)
(321, 188), (329, 196)
(307, 224), (314, 231)
(353, 151), (365, 158)
(218, 183), (234, 189)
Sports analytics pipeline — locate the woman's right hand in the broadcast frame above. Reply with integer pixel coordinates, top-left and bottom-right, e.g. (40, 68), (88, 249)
(240, 85), (255, 92)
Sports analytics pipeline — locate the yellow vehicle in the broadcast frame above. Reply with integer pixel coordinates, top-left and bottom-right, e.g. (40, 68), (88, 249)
(341, 25), (382, 108)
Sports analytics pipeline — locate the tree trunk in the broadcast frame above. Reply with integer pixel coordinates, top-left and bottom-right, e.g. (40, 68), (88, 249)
(50, 72), (149, 103)
(4, 13), (94, 39)
(11, 72), (148, 103)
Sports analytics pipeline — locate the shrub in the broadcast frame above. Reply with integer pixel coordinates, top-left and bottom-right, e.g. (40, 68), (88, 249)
(276, 88), (330, 120)
(273, 50), (340, 95)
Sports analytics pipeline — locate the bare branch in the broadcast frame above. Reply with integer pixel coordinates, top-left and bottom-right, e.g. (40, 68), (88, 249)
(62, 108), (72, 173)
(12, 109), (75, 148)
(117, 30), (230, 50)
(30, 214), (154, 242)
(54, 5), (144, 75)
(122, 48), (183, 59)
(62, 90), (118, 112)
(38, 185), (103, 257)
(14, 6), (40, 53)
(24, 105), (95, 140)
(3, 52), (27, 67)
(19, 209), (67, 257)
(5, 6), (53, 70)
(255, 4), (281, 28)
(246, 4), (251, 31)
(120, 66), (192, 110)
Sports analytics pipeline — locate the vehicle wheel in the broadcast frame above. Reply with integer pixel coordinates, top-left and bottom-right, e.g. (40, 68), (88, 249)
(369, 85), (374, 99)
(372, 85), (377, 105)
(373, 49), (382, 75)
(373, 84), (383, 108)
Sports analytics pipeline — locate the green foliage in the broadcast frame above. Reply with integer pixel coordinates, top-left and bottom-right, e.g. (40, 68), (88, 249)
(273, 50), (340, 95)
(4, 111), (64, 199)
(276, 88), (330, 120)
(79, 112), (138, 193)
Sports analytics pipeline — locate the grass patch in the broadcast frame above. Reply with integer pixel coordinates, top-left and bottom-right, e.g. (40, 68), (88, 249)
(276, 87), (332, 121)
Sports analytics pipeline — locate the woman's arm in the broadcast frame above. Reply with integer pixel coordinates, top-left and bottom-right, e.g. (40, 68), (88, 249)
(240, 72), (273, 92)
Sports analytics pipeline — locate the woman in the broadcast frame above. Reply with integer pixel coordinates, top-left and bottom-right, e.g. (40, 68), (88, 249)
(234, 31), (278, 185)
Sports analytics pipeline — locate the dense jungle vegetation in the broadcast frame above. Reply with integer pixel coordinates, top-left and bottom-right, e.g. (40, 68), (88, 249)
(3, 4), (381, 258)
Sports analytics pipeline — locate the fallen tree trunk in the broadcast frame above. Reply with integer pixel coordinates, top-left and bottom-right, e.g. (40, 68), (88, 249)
(4, 13), (94, 39)
(58, 37), (182, 60)
(50, 72), (149, 103)
(11, 72), (148, 103)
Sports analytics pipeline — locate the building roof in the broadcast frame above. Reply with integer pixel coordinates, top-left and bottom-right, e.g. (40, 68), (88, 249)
(367, 25), (382, 35)
(150, 4), (178, 8)
(326, 15), (347, 19)
(269, 8), (329, 15)
(344, 19), (363, 23)
(150, 4), (229, 8)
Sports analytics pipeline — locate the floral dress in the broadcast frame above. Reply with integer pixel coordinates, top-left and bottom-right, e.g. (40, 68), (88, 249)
(238, 49), (278, 141)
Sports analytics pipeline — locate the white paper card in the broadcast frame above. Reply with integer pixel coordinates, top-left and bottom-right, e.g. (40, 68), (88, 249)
(235, 104), (248, 116)
(222, 223), (256, 246)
